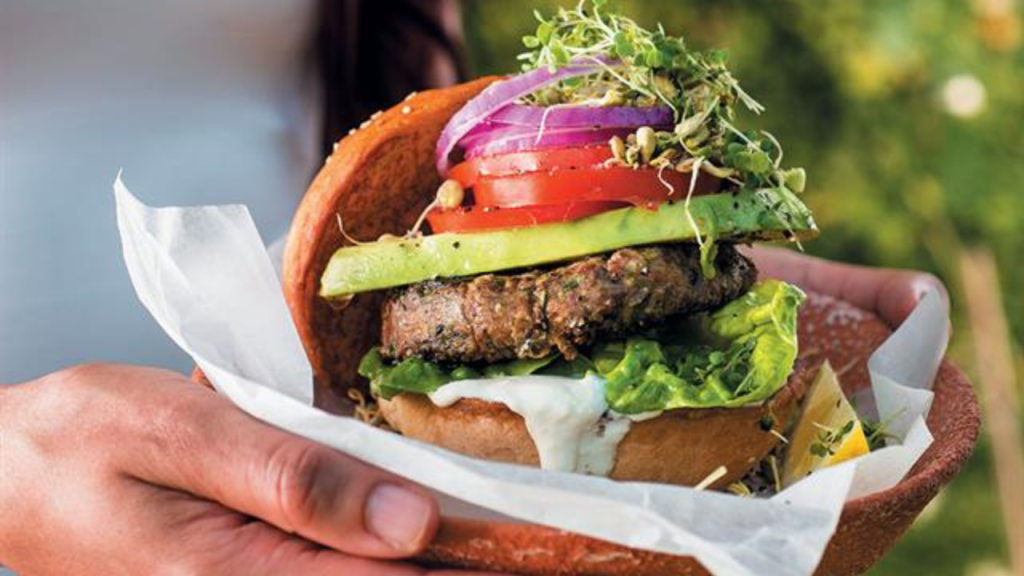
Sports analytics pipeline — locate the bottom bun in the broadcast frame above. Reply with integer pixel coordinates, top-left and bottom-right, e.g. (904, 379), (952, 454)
(379, 363), (813, 488)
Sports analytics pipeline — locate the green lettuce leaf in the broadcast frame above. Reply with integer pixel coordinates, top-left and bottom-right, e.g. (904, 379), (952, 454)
(601, 279), (805, 414)
(361, 350), (558, 400)
(360, 280), (805, 413)
(359, 349), (455, 399)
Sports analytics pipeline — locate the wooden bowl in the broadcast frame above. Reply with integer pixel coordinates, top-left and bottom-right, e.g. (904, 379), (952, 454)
(414, 293), (980, 576)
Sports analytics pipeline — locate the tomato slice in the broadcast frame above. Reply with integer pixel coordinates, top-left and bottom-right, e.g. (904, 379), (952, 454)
(426, 201), (628, 233)
(449, 146), (614, 188)
(474, 166), (721, 208)
(437, 146), (722, 233)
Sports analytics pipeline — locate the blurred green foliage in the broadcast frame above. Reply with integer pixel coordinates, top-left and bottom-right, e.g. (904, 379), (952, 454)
(464, 1), (1022, 574)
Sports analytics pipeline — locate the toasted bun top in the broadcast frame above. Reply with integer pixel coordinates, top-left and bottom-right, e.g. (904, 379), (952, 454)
(283, 79), (497, 409)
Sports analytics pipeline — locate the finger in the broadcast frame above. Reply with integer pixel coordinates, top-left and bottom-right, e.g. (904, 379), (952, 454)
(744, 245), (948, 328)
(233, 533), (509, 576)
(135, 481), (503, 576)
(216, 520), (508, 576)
(232, 526), (507, 576)
(119, 375), (439, 560)
(201, 520), (430, 576)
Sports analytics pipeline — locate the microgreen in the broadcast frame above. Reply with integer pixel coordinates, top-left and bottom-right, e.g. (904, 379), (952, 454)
(809, 419), (857, 458)
(861, 409), (906, 451)
(518, 0), (804, 197)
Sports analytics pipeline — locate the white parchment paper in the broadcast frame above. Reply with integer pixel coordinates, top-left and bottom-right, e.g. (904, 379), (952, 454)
(114, 176), (946, 576)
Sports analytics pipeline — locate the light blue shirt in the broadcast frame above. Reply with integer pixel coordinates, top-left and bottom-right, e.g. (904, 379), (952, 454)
(0, 0), (320, 384)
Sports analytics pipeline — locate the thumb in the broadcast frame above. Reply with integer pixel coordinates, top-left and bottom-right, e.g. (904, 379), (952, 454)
(125, 383), (439, 559)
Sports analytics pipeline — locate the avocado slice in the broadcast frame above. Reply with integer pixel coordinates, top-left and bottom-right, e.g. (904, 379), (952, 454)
(320, 186), (816, 298)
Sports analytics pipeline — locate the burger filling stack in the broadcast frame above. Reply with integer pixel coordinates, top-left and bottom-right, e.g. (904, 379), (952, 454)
(317, 1), (820, 489)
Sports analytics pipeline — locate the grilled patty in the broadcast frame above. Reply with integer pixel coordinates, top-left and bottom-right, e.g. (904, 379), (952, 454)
(379, 243), (757, 364)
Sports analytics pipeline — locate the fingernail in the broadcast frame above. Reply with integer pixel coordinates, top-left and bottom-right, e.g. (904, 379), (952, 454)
(912, 279), (935, 300)
(911, 275), (944, 302)
(365, 484), (433, 551)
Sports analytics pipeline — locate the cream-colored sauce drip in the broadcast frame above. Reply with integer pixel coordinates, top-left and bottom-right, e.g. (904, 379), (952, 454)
(428, 375), (653, 476)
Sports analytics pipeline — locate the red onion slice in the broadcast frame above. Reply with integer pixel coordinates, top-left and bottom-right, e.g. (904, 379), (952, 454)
(459, 120), (673, 160)
(489, 103), (674, 128)
(435, 60), (610, 175)
(463, 125), (633, 160)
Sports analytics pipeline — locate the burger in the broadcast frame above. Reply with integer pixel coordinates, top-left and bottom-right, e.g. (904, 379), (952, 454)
(284, 1), (819, 490)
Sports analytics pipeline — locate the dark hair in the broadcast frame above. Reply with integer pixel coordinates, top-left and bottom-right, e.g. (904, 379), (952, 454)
(315, 0), (467, 156)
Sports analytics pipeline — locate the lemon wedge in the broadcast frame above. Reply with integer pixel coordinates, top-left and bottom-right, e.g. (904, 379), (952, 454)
(781, 361), (870, 487)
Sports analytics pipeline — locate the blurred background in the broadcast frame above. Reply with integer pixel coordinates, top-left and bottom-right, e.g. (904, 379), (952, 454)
(1, 1), (1018, 574)
(462, 1), (1024, 575)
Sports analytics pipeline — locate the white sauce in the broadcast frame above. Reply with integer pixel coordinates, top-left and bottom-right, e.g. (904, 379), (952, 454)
(428, 374), (657, 476)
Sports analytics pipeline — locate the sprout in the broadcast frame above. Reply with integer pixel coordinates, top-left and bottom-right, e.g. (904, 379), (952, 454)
(517, 0), (806, 209)
(598, 88), (626, 107)
(636, 126), (657, 163)
(609, 135), (626, 160)
(436, 179), (465, 210)
(781, 168), (807, 194)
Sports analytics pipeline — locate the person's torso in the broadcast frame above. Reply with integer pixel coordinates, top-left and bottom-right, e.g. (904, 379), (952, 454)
(0, 0), (321, 382)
